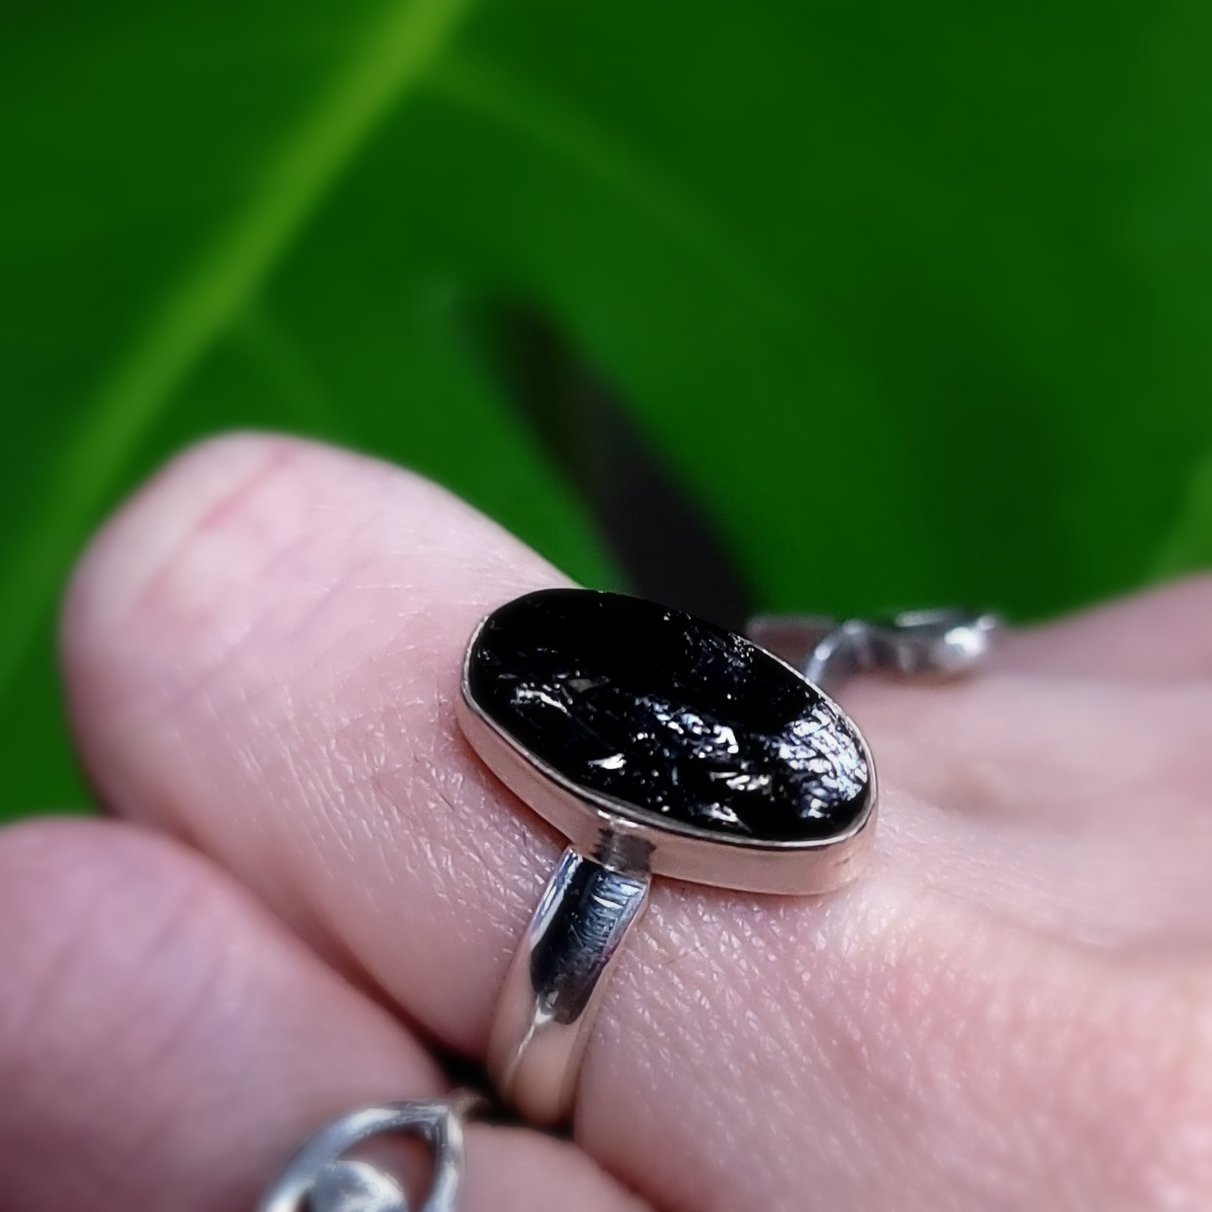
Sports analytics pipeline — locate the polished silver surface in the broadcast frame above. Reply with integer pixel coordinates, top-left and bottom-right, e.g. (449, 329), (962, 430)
(259, 1094), (481, 1212)
(489, 847), (650, 1124)
(747, 608), (1003, 692)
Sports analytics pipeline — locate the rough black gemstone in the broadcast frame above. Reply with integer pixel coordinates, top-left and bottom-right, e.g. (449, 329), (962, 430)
(466, 589), (870, 843)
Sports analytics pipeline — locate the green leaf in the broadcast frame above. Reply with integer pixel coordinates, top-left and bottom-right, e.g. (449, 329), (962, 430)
(1, 0), (475, 698)
(3, 0), (1212, 813)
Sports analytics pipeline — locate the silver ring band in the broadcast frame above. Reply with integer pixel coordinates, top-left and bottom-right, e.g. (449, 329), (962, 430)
(487, 847), (649, 1122)
(460, 592), (999, 1125)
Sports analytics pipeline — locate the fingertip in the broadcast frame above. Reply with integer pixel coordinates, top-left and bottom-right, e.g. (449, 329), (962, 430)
(61, 433), (563, 820)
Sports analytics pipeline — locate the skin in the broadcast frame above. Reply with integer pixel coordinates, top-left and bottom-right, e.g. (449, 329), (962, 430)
(1, 432), (1211, 1210)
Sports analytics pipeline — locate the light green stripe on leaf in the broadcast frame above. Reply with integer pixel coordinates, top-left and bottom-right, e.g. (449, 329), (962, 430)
(0, 0), (476, 697)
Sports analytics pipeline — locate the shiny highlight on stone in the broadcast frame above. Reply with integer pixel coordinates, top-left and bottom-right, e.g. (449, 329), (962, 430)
(465, 589), (871, 843)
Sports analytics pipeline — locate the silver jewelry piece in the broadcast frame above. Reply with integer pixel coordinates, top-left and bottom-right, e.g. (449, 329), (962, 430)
(259, 1092), (482, 1212)
(746, 607), (1003, 690)
(459, 590), (1000, 1125)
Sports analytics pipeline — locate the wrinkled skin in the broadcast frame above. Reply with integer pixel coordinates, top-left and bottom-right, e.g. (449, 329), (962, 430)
(1, 435), (1210, 1211)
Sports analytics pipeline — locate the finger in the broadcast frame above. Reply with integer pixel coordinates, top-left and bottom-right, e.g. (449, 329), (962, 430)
(0, 818), (642, 1212)
(841, 667), (1212, 830)
(66, 433), (1212, 937)
(62, 435), (1212, 1210)
(840, 671), (1212, 945)
(996, 576), (1212, 680)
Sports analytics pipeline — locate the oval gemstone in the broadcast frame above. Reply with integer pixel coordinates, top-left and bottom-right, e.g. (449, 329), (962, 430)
(464, 589), (871, 843)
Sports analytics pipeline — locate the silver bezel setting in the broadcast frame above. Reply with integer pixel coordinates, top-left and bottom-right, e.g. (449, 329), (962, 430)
(457, 613), (877, 895)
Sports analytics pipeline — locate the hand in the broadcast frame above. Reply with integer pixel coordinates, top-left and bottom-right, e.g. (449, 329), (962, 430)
(2, 435), (1210, 1211)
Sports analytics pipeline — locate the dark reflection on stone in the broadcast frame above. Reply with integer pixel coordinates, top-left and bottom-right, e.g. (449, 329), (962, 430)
(466, 589), (870, 843)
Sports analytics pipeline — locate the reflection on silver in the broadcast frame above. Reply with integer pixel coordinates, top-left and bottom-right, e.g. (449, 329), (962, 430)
(259, 1094), (481, 1212)
(746, 608), (1002, 692)
(488, 848), (649, 1124)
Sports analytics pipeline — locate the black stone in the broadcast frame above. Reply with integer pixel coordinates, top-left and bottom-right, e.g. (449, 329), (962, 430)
(466, 589), (870, 843)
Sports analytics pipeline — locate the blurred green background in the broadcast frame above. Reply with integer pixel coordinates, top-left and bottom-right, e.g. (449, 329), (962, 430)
(3, 0), (1211, 816)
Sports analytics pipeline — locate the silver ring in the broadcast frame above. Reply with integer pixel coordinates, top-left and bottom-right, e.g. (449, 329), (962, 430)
(259, 1092), (483, 1212)
(458, 589), (1000, 1125)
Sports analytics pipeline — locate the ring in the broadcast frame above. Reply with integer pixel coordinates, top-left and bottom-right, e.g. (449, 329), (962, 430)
(458, 590), (1000, 1124)
(259, 1092), (483, 1212)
